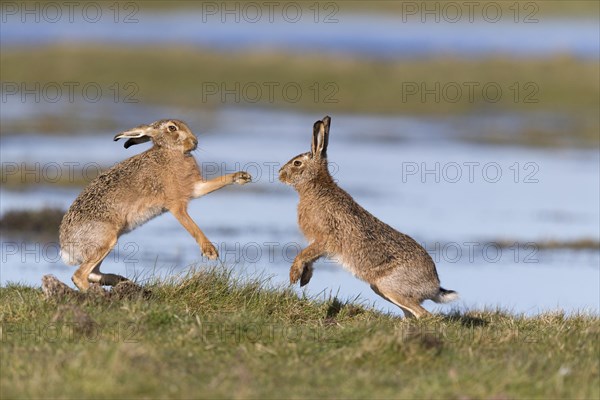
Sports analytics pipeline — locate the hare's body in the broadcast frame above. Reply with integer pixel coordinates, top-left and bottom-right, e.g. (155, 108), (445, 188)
(60, 119), (251, 290)
(297, 180), (440, 298)
(60, 149), (195, 264)
(280, 116), (456, 318)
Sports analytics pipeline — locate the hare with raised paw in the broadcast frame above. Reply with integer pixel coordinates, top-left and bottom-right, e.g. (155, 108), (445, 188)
(279, 116), (456, 318)
(59, 119), (251, 290)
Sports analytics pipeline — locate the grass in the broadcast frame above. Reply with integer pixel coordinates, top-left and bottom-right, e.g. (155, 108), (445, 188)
(496, 238), (600, 250)
(1, 267), (598, 399)
(133, 0), (600, 16)
(20, 0), (600, 17)
(2, 45), (598, 147)
(2, 46), (598, 116)
(0, 208), (64, 241)
(340, 0), (600, 16)
(1, 163), (104, 189)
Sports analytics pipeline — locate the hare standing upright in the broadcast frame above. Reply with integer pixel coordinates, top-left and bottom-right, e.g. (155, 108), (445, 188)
(279, 116), (457, 318)
(60, 119), (251, 290)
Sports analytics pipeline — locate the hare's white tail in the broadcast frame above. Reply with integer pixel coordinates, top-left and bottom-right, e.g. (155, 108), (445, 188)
(432, 287), (459, 303)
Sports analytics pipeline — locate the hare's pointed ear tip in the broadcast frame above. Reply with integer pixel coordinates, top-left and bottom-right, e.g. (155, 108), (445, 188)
(113, 134), (129, 147)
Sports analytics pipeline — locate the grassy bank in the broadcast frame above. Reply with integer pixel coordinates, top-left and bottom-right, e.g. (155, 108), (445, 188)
(0, 208), (64, 241)
(2, 45), (598, 146)
(2, 46), (597, 116)
(20, 0), (600, 17)
(1, 163), (104, 189)
(126, 0), (600, 16)
(1, 268), (598, 399)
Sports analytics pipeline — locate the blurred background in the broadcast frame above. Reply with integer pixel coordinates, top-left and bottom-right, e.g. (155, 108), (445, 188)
(1, 0), (598, 315)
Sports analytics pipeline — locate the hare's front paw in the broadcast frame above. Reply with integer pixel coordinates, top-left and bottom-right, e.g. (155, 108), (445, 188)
(300, 264), (313, 287)
(233, 171), (252, 185)
(289, 262), (303, 285)
(201, 242), (219, 260)
(290, 260), (312, 286)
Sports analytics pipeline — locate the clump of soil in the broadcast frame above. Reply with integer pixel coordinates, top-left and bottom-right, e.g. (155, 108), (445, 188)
(42, 275), (151, 302)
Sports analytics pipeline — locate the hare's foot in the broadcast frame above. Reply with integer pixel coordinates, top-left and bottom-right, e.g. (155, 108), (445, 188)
(300, 264), (313, 287)
(289, 262), (302, 285)
(201, 242), (219, 260)
(192, 172), (251, 198)
(72, 270), (91, 291)
(370, 284), (431, 319)
(233, 171), (252, 185)
(290, 260), (312, 286)
(88, 272), (129, 286)
(290, 244), (324, 285)
(72, 239), (116, 291)
(397, 303), (430, 319)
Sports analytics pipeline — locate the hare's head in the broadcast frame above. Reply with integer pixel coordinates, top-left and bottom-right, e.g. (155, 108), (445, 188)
(114, 119), (198, 154)
(279, 116), (331, 188)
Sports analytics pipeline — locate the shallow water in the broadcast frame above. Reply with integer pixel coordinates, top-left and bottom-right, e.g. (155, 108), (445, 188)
(1, 106), (598, 316)
(2, 12), (598, 59)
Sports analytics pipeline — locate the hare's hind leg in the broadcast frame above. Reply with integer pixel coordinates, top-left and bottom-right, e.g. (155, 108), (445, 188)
(71, 238), (117, 291)
(88, 262), (128, 286)
(72, 236), (118, 291)
(370, 284), (430, 319)
(86, 236), (128, 286)
(72, 261), (98, 291)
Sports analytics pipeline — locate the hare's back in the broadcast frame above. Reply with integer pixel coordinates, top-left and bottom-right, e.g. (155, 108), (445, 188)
(60, 156), (165, 233)
(314, 187), (436, 277)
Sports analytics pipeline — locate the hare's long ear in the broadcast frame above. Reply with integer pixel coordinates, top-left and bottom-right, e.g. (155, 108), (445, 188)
(311, 120), (327, 159)
(322, 115), (331, 154)
(113, 124), (156, 149)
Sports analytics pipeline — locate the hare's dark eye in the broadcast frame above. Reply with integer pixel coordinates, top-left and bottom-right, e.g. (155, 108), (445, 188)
(293, 160), (302, 167)
(168, 125), (177, 132)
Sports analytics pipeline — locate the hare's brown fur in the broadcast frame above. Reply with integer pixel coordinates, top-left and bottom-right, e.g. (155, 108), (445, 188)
(279, 116), (456, 318)
(60, 119), (251, 290)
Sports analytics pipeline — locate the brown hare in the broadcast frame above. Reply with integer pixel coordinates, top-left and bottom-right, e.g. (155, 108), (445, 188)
(279, 116), (457, 318)
(60, 119), (251, 290)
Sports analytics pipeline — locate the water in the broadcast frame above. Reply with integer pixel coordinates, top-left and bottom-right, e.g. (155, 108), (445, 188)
(1, 12), (598, 59)
(1, 106), (599, 316)
(1, 8), (598, 315)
